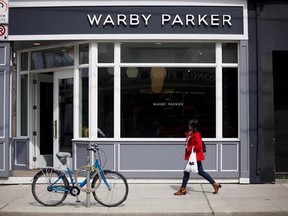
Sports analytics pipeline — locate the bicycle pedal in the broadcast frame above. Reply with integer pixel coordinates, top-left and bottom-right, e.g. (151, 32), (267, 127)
(76, 200), (81, 203)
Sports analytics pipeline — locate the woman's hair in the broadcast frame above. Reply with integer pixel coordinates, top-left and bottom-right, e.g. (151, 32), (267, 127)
(188, 119), (199, 132)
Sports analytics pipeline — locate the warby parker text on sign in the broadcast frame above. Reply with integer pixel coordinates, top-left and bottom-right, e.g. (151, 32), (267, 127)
(87, 14), (232, 27)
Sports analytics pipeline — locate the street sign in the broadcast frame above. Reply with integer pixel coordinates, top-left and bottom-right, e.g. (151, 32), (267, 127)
(0, 0), (8, 24)
(0, 24), (7, 40)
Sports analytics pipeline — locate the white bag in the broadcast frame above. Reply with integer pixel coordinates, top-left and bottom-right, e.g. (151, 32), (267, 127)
(184, 147), (198, 173)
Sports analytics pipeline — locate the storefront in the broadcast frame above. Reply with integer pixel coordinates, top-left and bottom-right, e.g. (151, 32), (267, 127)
(0, 0), (249, 182)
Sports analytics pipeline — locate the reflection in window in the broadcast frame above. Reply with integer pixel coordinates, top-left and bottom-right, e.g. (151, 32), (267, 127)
(121, 43), (215, 63)
(121, 67), (216, 138)
(223, 68), (238, 137)
(98, 68), (114, 137)
(31, 46), (74, 70)
(98, 43), (114, 63)
(79, 44), (89, 64)
(222, 43), (238, 63)
(59, 78), (73, 154)
(20, 74), (28, 136)
(21, 52), (28, 71)
(80, 68), (89, 137)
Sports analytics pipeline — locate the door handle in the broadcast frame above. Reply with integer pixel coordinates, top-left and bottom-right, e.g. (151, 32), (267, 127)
(53, 120), (57, 139)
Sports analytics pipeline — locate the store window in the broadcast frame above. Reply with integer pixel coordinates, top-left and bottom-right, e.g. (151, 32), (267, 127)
(222, 68), (238, 137)
(79, 44), (89, 64)
(20, 74), (28, 136)
(222, 43), (238, 137)
(31, 46), (74, 70)
(121, 67), (216, 138)
(98, 67), (114, 137)
(80, 68), (89, 137)
(98, 43), (114, 63)
(119, 42), (239, 138)
(121, 43), (215, 63)
(17, 41), (239, 140)
(222, 43), (238, 63)
(59, 77), (73, 153)
(20, 52), (28, 71)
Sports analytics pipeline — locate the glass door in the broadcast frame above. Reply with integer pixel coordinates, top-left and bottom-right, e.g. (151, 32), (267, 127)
(36, 73), (53, 167)
(273, 51), (288, 175)
(53, 70), (74, 166)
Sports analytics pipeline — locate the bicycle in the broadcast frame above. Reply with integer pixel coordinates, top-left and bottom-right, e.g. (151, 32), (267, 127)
(31, 143), (129, 207)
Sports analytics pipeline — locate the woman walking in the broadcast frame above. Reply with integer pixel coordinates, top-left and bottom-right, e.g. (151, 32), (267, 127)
(174, 119), (222, 195)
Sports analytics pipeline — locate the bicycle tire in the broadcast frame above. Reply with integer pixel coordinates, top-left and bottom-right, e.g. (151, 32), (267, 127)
(31, 168), (69, 206)
(92, 170), (129, 207)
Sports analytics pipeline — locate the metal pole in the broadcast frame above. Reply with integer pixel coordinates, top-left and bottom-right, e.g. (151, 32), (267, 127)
(86, 155), (90, 207)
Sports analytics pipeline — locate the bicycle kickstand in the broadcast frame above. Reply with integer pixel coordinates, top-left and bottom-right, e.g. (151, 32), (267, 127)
(75, 195), (80, 203)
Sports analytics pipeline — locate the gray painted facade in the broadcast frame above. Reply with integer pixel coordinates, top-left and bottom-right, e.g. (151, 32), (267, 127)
(73, 141), (241, 179)
(0, 43), (10, 177)
(13, 138), (29, 170)
(71, 40), (250, 180)
(0, 1), (252, 182)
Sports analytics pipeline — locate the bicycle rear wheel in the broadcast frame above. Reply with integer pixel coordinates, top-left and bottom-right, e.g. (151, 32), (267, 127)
(92, 170), (129, 207)
(31, 168), (69, 206)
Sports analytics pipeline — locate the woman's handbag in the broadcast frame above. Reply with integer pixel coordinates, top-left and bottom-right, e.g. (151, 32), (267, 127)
(184, 147), (198, 173)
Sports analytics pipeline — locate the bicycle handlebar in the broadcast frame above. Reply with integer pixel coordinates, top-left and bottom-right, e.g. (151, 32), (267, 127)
(86, 142), (107, 169)
(87, 143), (99, 152)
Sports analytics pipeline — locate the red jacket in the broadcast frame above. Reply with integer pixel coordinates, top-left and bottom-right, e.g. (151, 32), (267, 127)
(184, 131), (205, 161)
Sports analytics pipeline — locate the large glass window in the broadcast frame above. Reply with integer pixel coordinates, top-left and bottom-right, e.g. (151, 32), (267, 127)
(18, 41), (239, 141)
(222, 43), (238, 137)
(98, 67), (114, 137)
(98, 43), (114, 63)
(31, 46), (74, 70)
(80, 68), (89, 137)
(20, 74), (28, 136)
(79, 44), (89, 64)
(222, 68), (238, 137)
(121, 67), (216, 138)
(20, 52), (28, 71)
(121, 43), (215, 63)
(222, 43), (238, 63)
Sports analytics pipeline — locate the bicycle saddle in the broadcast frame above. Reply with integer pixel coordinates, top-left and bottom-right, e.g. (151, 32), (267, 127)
(56, 152), (71, 165)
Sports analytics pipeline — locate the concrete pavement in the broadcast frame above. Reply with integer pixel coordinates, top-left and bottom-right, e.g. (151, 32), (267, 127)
(0, 179), (288, 216)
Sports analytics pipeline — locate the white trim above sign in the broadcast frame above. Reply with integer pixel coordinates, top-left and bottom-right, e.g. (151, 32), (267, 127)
(9, 33), (247, 41)
(8, 0), (247, 8)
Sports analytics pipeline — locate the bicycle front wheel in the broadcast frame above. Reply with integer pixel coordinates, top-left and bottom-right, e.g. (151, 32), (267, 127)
(31, 168), (69, 206)
(92, 170), (129, 207)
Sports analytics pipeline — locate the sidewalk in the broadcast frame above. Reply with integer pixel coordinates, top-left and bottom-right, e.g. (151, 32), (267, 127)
(0, 180), (288, 216)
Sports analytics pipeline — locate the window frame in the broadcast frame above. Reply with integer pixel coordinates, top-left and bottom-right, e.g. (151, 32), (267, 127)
(17, 41), (240, 142)
(95, 41), (240, 141)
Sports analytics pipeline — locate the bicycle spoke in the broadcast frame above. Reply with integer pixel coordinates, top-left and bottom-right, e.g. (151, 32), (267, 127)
(32, 169), (69, 206)
(92, 170), (129, 207)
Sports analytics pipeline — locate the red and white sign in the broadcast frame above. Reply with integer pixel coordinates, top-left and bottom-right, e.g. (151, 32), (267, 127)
(0, 24), (7, 40)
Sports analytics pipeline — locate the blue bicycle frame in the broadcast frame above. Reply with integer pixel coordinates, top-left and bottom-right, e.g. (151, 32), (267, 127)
(47, 158), (111, 193)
